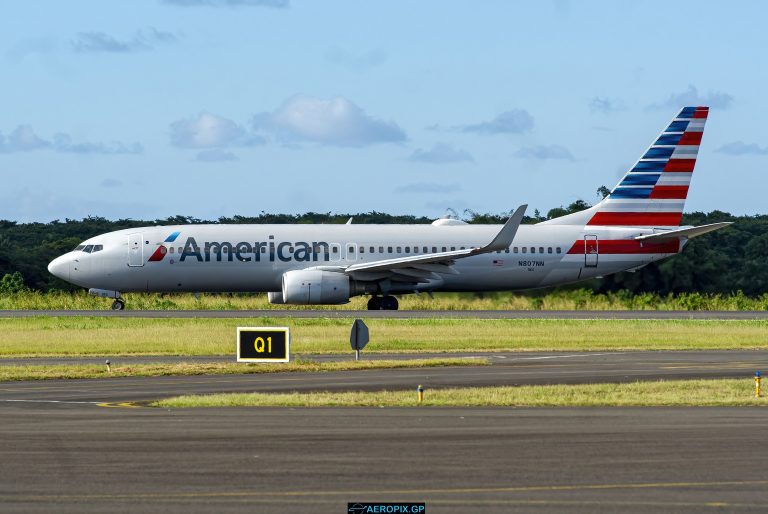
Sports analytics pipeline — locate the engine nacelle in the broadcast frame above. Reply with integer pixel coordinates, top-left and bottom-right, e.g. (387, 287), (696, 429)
(281, 270), (351, 305)
(267, 291), (285, 304)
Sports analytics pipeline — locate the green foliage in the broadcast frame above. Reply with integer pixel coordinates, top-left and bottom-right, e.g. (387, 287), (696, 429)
(0, 272), (27, 293)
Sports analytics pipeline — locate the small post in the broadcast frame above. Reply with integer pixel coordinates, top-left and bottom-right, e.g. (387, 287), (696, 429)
(756, 371), (761, 398)
(355, 349), (360, 362)
(417, 384), (424, 404)
(105, 359), (111, 373)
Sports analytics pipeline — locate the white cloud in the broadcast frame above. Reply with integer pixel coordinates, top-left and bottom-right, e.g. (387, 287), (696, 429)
(514, 144), (574, 160)
(459, 109), (534, 134)
(196, 149), (239, 162)
(326, 47), (387, 70)
(71, 27), (177, 53)
(589, 97), (626, 114)
(715, 141), (768, 156)
(0, 125), (141, 155)
(252, 95), (406, 147)
(408, 143), (474, 164)
(169, 112), (252, 149)
(649, 85), (733, 110)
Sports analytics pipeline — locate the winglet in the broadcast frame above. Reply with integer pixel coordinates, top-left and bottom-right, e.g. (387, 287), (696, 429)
(477, 204), (527, 253)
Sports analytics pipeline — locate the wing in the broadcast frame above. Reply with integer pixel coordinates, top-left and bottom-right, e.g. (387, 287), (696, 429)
(340, 205), (527, 287)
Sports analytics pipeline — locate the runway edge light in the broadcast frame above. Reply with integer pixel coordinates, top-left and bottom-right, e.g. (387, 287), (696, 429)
(237, 327), (290, 363)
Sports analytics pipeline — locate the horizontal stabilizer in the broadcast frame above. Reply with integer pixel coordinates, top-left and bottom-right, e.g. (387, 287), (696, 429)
(634, 222), (732, 242)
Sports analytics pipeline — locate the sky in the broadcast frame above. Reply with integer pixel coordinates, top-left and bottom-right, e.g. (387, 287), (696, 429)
(1, 1), (766, 222)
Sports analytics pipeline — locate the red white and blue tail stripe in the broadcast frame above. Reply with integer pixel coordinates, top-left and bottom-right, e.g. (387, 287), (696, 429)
(587, 106), (707, 227)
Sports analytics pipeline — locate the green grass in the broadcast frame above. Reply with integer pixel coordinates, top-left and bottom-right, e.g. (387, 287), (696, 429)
(2, 289), (768, 311)
(0, 358), (484, 382)
(1, 317), (767, 357)
(153, 379), (768, 408)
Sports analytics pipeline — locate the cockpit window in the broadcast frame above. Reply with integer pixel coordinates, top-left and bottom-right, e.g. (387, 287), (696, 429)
(92, 245), (103, 252)
(83, 245), (94, 253)
(74, 245), (85, 251)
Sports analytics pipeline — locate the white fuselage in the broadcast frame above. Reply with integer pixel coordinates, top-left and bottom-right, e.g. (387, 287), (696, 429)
(48, 222), (680, 295)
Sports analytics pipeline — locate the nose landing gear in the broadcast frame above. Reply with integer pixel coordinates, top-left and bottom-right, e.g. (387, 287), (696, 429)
(366, 295), (399, 310)
(88, 288), (125, 311)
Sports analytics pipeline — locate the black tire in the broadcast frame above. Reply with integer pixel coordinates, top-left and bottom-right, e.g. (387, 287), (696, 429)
(382, 295), (399, 310)
(367, 296), (382, 310)
(111, 300), (125, 311)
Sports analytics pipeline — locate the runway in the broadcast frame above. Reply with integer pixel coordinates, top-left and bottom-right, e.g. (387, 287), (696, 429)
(1, 351), (767, 403)
(2, 351), (767, 513)
(2, 309), (768, 319)
(1, 405), (767, 513)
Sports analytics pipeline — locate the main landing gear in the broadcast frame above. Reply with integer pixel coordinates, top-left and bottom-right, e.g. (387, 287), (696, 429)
(367, 295), (399, 310)
(111, 299), (125, 311)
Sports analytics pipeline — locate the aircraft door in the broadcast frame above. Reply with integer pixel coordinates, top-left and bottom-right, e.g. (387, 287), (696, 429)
(584, 235), (598, 268)
(128, 233), (144, 267)
(346, 243), (358, 261)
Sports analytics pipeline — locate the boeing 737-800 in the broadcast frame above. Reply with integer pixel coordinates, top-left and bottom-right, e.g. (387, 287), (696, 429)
(48, 106), (729, 310)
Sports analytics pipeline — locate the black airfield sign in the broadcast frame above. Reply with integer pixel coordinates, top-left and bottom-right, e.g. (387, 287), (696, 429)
(237, 327), (290, 362)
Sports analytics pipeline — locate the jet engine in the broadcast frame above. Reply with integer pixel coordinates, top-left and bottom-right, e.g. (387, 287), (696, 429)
(281, 270), (354, 305)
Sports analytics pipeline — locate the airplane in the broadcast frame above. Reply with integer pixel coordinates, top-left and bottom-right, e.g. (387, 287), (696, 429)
(48, 106), (730, 310)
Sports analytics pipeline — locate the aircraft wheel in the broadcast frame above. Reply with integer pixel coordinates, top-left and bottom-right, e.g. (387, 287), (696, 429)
(382, 295), (399, 310)
(367, 296), (382, 310)
(111, 299), (125, 311)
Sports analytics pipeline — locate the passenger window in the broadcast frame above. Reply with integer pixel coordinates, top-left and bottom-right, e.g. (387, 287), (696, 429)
(423, 246), (428, 253)
(522, 247), (527, 254)
(379, 246), (384, 253)
(178, 247), (183, 253)
(223, 247), (228, 253)
(388, 246), (393, 253)
(556, 247), (562, 254)
(360, 247), (365, 254)
(505, 248), (510, 253)
(548, 247), (552, 254)
(370, 246), (374, 253)
(349, 247), (354, 254)
(460, 246), (465, 250)
(405, 247), (410, 253)
(513, 247), (518, 253)
(413, 247), (418, 254)
(432, 247), (437, 253)
(450, 246), (456, 251)
(83, 245), (94, 253)
(539, 247), (544, 254)
(442, 247), (447, 252)
(396, 246), (402, 253)
(530, 247), (535, 254)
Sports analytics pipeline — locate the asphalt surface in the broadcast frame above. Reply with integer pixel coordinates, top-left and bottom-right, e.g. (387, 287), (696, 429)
(2, 351), (768, 513)
(2, 309), (768, 319)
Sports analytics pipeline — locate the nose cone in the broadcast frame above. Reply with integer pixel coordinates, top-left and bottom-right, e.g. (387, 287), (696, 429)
(48, 254), (71, 282)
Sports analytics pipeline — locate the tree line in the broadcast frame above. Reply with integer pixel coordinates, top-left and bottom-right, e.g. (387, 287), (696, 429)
(0, 202), (765, 295)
